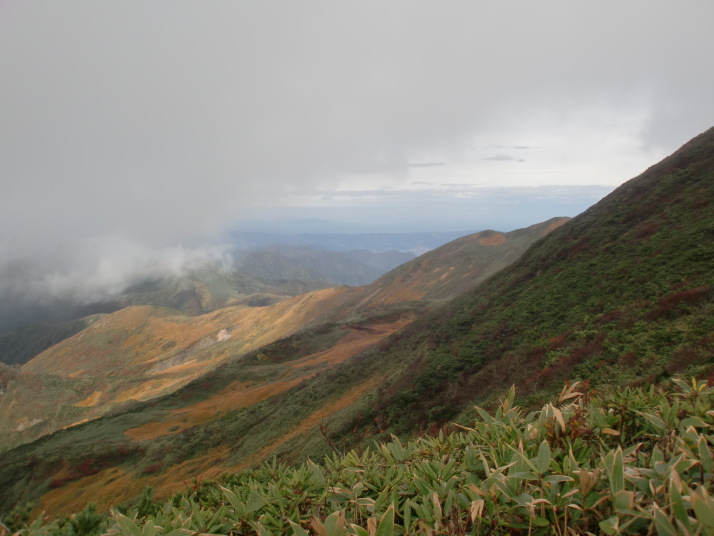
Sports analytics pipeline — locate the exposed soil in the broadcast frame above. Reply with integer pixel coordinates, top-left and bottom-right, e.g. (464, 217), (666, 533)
(74, 391), (101, 408)
(233, 374), (383, 472)
(479, 233), (507, 246)
(125, 377), (308, 441)
(35, 447), (231, 518)
(125, 319), (410, 441)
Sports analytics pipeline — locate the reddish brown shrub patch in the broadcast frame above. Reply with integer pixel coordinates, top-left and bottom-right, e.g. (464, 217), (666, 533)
(77, 459), (99, 476)
(648, 286), (711, 319)
(547, 334), (568, 350)
(636, 222), (659, 239)
(620, 352), (637, 365)
(141, 463), (163, 475)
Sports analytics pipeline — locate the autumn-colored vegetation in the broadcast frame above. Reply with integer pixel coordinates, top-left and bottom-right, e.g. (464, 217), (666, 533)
(6, 379), (714, 535)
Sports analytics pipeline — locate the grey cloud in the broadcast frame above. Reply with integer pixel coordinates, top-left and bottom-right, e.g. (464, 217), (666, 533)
(484, 155), (522, 162)
(0, 1), (713, 324)
(491, 145), (538, 150)
(407, 162), (446, 168)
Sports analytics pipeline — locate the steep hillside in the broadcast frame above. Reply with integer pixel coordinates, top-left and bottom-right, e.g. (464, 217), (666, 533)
(0, 289), (351, 452)
(11, 123), (706, 518)
(354, 217), (569, 306)
(0, 217), (562, 514)
(361, 125), (714, 433)
(0, 268), (327, 367)
(6, 380), (713, 535)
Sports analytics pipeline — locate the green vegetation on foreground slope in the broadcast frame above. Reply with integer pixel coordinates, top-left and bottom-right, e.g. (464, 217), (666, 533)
(359, 126), (714, 433)
(5, 379), (714, 535)
(1, 127), (712, 521)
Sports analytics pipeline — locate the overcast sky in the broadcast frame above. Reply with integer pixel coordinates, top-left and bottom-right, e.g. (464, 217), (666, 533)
(1, 1), (713, 309)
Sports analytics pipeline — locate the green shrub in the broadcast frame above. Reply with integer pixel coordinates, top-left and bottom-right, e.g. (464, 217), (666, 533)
(13, 378), (714, 535)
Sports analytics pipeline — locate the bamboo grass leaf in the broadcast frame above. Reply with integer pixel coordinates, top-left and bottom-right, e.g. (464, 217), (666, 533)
(374, 505), (394, 536)
(114, 514), (142, 536)
(599, 515), (619, 535)
(288, 520), (310, 536)
(536, 440), (551, 475)
(652, 507), (678, 536)
(607, 448), (625, 495)
(691, 486), (714, 527)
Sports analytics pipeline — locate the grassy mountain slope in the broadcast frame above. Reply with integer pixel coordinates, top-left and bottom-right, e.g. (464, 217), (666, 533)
(2, 218), (560, 454)
(0, 268), (326, 368)
(0, 288), (352, 452)
(7, 379), (713, 535)
(1, 127), (711, 523)
(360, 125), (714, 434)
(54, 123), (711, 510)
(355, 217), (569, 306)
(2, 121), (712, 517)
(0, 219), (563, 515)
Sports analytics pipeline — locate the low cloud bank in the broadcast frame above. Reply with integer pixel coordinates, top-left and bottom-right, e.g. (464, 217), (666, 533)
(0, 239), (233, 333)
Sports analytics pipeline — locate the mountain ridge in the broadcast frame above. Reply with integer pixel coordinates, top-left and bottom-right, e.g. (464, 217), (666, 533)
(0, 218), (560, 458)
(1, 126), (712, 518)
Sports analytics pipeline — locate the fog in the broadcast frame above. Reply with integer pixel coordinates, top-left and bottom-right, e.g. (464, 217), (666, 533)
(1, 1), (713, 330)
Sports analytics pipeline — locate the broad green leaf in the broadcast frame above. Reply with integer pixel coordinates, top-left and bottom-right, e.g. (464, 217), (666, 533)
(599, 515), (619, 535)
(608, 448), (625, 495)
(699, 435), (713, 473)
(324, 510), (346, 536)
(402, 499), (412, 531)
(142, 520), (156, 536)
(543, 474), (574, 483)
(250, 520), (273, 536)
(652, 508), (678, 536)
(536, 440), (551, 474)
(307, 460), (327, 486)
(669, 477), (692, 532)
(691, 487), (714, 527)
(681, 416), (708, 428)
(636, 411), (667, 432)
(288, 520), (310, 536)
(532, 516), (550, 527)
(375, 505), (394, 536)
(114, 514), (142, 536)
(612, 490), (634, 513)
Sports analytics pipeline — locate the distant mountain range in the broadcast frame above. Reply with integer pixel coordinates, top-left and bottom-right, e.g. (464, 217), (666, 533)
(232, 245), (415, 287)
(229, 230), (472, 254)
(1, 126), (713, 519)
(0, 245), (414, 366)
(0, 233), (450, 336)
(0, 218), (560, 464)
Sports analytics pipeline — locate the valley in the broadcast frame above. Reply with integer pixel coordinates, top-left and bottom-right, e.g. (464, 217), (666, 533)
(1, 127), (713, 527)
